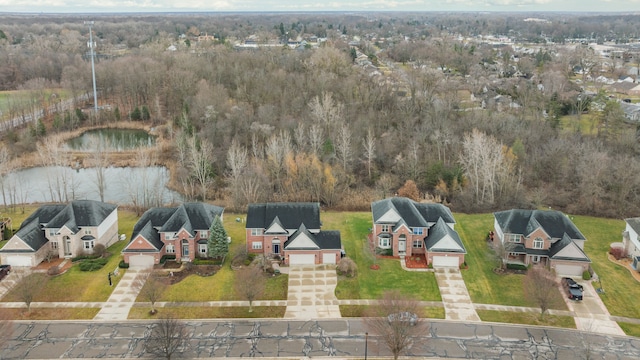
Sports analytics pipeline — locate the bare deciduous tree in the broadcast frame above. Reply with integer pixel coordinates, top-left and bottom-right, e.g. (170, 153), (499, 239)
(188, 135), (214, 201)
(365, 290), (428, 360)
(234, 266), (265, 312)
(335, 124), (353, 171)
(226, 138), (248, 210)
(144, 315), (189, 360)
(523, 265), (561, 320)
(4, 270), (47, 312)
(362, 128), (376, 180)
(133, 270), (166, 315)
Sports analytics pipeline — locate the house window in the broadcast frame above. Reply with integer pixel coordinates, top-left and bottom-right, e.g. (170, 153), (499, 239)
(413, 240), (423, 248)
(49, 229), (57, 236)
(251, 229), (262, 236)
(51, 242), (58, 249)
(83, 240), (94, 250)
(166, 244), (175, 253)
(531, 255), (540, 263)
(381, 224), (390, 233)
(166, 232), (176, 240)
(509, 234), (521, 243)
(199, 244), (207, 255)
(252, 242), (262, 250)
(85, 229), (92, 235)
(200, 230), (208, 238)
(378, 237), (390, 248)
(412, 228), (424, 235)
(533, 237), (544, 249)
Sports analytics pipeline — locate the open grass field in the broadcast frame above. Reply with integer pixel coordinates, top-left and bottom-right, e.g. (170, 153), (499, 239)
(0, 89), (71, 121)
(325, 211), (441, 302)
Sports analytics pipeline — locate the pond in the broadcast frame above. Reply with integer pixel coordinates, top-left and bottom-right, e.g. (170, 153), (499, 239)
(0, 166), (181, 205)
(64, 128), (156, 151)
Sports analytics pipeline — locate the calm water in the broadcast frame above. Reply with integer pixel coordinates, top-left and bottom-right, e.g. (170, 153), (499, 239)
(0, 166), (181, 205)
(64, 128), (156, 151)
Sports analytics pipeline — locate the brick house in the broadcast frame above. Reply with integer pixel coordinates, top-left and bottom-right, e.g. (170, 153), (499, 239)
(245, 202), (342, 265)
(122, 202), (224, 268)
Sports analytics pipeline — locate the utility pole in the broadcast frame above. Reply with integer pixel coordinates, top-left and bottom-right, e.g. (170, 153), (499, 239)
(85, 21), (98, 113)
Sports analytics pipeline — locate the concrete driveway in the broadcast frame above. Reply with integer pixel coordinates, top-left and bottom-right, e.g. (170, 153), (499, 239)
(284, 264), (340, 320)
(562, 278), (625, 336)
(434, 267), (481, 322)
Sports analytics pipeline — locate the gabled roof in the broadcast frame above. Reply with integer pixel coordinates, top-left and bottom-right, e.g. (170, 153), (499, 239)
(371, 197), (455, 227)
(284, 223), (342, 250)
(424, 217), (466, 253)
(265, 216), (288, 234)
(494, 209), (585, 240)
(46, 200), (117, 233)
(123, 220), (163, 252)
(549, 233), (591, 262)
(246, 203), (321, 230)
(625, 217), (640, 236)
(158, 203), (224, 237)
(3, 217), (46, 252)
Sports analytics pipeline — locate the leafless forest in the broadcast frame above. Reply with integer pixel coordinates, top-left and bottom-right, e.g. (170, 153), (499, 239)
(1, 12), (640, 217)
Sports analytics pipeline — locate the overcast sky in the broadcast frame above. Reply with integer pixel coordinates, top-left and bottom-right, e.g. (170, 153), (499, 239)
(1, 0), (639, 13)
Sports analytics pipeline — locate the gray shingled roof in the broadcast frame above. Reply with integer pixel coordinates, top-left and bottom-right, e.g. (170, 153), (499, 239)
(494, 209), (585, 240)
(46, 200), (117, 233)
(625, 217), (640, 235)
(246, 203), (321, 230)
(424, 217), (466, 253)
(126, 203), (224, 252)
(371, 197), (455, 226)
(549, 233), (591, 262)
(284, 224), (342, 250)
(5, 217), (47, 252)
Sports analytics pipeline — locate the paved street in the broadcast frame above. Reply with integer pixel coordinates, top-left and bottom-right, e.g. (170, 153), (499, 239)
(2, 318), (640, 359)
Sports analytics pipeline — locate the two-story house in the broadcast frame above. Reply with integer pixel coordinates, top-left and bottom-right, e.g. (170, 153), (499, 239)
(493, 209), (591, 276)
(0, 200), (118, 267)
(122, 202), (224, 268)
(245, 202), (342, 265)
(371, 197), (466, 267)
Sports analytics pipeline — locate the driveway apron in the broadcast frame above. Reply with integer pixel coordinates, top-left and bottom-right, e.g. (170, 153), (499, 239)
(93, 268), (144, 321)
(434, 267), (481, 322)
(565, 280), (625, 336)
(284, 264), (341, 319)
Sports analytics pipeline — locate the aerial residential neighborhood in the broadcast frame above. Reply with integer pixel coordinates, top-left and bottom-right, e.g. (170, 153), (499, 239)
(3, 7), (640, 359)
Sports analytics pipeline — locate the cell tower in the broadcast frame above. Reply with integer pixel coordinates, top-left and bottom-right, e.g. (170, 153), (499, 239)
(84, 21), (98, 113)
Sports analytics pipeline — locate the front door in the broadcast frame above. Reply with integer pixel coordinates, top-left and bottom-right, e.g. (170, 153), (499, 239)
(273, 243), (280, 254)
(182, 240), (189, 259)
(399, 239), (406, 254)
(63, 236), (72, 256)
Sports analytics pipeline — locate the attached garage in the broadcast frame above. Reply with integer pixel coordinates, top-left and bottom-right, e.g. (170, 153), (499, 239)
(554, 263), (584, 277)
(128, 254), (155, 269)
(3, 255), (34, 267)
(289, 253), (316, 265)
(432, 255), (459, 268)
(322, 253), (337, 264)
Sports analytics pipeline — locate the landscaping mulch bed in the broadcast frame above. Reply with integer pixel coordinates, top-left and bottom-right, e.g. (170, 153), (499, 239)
(156, 263), (221, 285)
(405, 255), (428, 269)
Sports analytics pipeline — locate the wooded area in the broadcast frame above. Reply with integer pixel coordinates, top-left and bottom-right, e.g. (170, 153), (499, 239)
(1, 12), (640, 217)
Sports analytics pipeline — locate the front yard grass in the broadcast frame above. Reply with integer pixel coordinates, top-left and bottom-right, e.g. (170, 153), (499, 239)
(325, 212), (440, 301)
(128, 306), (286, 319)
(617, 322), (640, 338)
(571, 215), (640, 319)
(477, 309), (576, 329)
(339, 305), (445, 319)
(0, 308), (99, 320)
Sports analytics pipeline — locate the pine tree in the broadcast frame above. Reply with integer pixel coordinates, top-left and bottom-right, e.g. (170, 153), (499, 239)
(207, 215), (228, 261)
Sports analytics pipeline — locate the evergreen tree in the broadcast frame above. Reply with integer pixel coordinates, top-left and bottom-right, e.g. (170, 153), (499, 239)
(141, 105), (151, 120)
(207, 215), (228, 261)
(36, 119), (46, 137)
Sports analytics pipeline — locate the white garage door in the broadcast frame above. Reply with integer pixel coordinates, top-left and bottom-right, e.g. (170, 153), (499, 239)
(322, 253), (336, 264)
(128, 255), (155, 269)
(432, 256), (459, 268)
(289, 254), (315, 265)
(4, 255), (33, 267)
(555, 264), (583, 277)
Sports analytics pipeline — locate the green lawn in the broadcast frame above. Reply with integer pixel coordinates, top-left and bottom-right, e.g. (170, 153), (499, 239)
(617, 322), (640, 338)
(340, 305), (445, 319)
(559, 113), (600, 135)
(477, 309), (576, 329)
(571, 215), (640, 319)
(128, 306), (286, 319)
(456, 213), (568, 310)
(326, 211), (441, 301)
